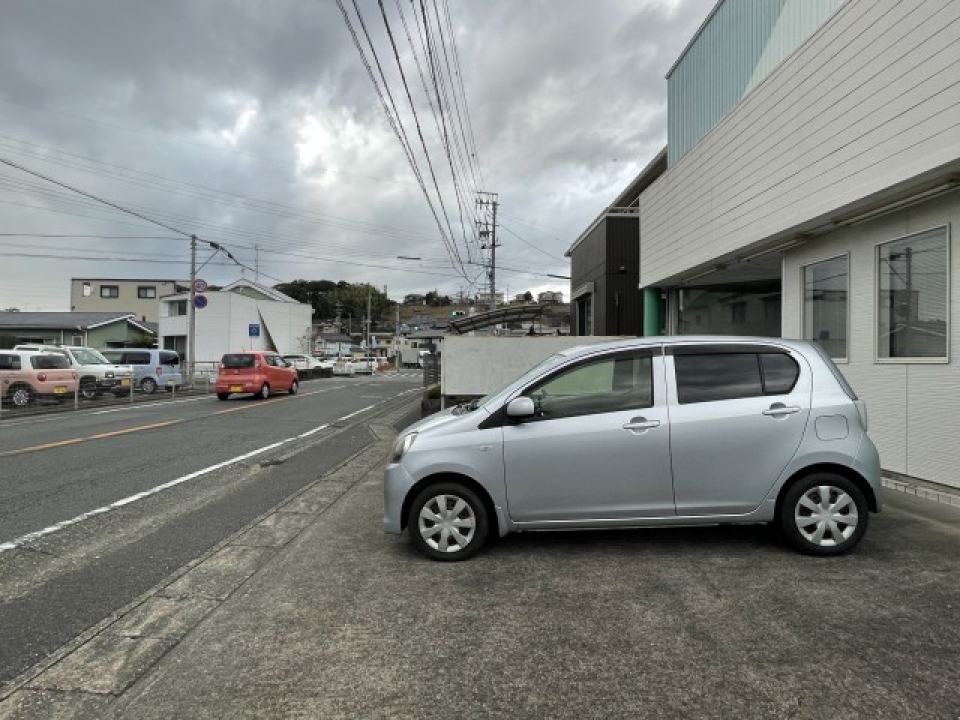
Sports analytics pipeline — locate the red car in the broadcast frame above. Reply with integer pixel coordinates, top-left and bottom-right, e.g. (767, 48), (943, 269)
(216, 352), (298, 400)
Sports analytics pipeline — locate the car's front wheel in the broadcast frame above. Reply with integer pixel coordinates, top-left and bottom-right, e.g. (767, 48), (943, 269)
(407, 483), (488, 561)
(289, 379), (299, 395)
(779, 472), (868, 556)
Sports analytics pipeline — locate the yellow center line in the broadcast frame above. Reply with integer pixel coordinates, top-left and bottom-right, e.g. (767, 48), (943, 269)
(88, 419), (181, 440)
(1, 395), (295, 457)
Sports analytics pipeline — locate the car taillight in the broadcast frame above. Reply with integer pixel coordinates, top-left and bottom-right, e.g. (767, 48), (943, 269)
(37, 372), (47, 382)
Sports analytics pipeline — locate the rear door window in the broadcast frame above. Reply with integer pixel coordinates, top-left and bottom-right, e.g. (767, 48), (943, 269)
(674, 353), (762, 404)
(125, 351), (151, 365)
(222, 354), (255, 369)
(159, 351), (180, 366)
(0, 353), (21, 370)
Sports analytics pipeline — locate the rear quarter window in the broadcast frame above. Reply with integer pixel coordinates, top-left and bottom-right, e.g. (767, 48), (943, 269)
(159, 351), (180, 366)
(222, 354), (256, 369)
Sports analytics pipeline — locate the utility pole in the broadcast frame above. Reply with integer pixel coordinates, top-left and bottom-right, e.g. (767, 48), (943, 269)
(364, 289), (372, 349)
(394, 301), (401, 369)
(476, 191), (500, 310)
(188, 234), (197, 385)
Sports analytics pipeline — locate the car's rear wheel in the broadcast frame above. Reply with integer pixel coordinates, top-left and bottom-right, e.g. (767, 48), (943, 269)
(259, 383), (270, 399)
(779, 472), (868, 556)
(407, 483), (488, 561)
(9, 384), (33, 408)
(217, 393), (230, 401)
(289, 379), (299, 395)
(141, 377), (157, 394)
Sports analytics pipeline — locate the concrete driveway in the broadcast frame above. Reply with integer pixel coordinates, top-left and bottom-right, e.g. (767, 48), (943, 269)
(3, 406), (957, 719)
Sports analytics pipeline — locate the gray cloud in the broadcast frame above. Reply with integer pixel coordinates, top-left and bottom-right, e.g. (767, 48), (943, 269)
(0, 0), (712, 310)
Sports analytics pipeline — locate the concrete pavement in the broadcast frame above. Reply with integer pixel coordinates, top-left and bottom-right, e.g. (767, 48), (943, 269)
(1, 398), (959, 719)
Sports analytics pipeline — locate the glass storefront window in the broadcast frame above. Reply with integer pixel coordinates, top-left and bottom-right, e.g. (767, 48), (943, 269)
(878, 227), (949, 360)
(677, 282), (781, 337)
(803, 255), (848, 360)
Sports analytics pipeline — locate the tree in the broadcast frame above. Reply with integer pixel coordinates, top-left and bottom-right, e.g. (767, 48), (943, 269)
(523, 291), (533, 303)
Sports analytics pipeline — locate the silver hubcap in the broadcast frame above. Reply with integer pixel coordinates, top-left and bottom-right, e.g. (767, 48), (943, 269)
(795, 485), (858, 547)
(418, 494), (476, 553)
(12, 388), (30, 406)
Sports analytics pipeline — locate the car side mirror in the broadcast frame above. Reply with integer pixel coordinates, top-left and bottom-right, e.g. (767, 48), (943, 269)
(506, 396), (536, 420)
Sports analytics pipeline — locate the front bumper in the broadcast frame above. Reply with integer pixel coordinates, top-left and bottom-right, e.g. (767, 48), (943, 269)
(383, 462), (416, 534)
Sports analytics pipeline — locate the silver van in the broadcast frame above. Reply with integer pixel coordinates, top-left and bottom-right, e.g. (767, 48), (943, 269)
(101, 349), (183, 394)
(384, 337), (881, 561)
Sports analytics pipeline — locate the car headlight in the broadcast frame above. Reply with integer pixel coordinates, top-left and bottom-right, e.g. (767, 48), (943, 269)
(390, 432), (418, 464)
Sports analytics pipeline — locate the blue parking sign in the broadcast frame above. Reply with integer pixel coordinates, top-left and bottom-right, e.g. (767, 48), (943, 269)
(248, 324), (260, 337)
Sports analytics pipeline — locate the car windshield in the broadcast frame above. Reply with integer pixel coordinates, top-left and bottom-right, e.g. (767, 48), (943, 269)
(222, 354), (256, 369)
(31, 354), (70, 370)
(71, 348), (110, 365)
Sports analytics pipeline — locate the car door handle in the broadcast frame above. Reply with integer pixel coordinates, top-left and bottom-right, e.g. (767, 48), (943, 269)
(762, 405), (800, 417)
(622, 418), (660, 432)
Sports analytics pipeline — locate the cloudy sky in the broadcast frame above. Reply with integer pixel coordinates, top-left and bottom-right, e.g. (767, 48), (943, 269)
(0, 0), (712, 311)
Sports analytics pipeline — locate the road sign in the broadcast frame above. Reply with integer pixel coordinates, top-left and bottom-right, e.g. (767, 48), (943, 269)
(193, 295), (208, 310)
(248, 324), (260, 337)
(193, 279), (209, 293)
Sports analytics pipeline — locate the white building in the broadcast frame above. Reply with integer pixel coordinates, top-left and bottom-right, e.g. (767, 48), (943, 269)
(637, 0), (960, 488)
(159, 279), (312, 365)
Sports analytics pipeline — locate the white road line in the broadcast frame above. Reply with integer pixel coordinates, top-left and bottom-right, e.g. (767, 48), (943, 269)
(0, 398), (396, 553)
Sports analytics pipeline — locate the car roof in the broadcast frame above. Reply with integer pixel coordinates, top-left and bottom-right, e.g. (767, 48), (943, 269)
(557, 335), (812, 359)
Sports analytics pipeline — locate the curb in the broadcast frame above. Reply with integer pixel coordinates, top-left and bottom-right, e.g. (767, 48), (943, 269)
(882, 475), (960, 508)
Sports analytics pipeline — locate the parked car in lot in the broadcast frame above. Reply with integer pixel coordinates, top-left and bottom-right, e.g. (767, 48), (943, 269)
(384, 337), (881, 561)
(13, 344), (134, 399)
(216, 351), (298, 400)
(0, 350), (78, 408)
(101, 349), (183, 394)
(282, 354), (334, 378)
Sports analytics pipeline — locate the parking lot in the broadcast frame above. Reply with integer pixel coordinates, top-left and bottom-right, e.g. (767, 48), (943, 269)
(10, 400), (955, 720)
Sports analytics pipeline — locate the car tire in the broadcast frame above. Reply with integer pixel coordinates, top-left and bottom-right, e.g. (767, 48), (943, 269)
(259, 383), (270, 399)
(778, 472), (869, 556)
(79, 379), (98, 400)
(289, 379), (299, 395)
(141, 377), (158, 394)
(407, 482), (489, 562)
(217, 393), (230, 401)
(9, 384), (33, 408)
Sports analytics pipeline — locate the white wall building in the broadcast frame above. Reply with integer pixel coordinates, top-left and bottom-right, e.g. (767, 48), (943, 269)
(159, 279), (312, 365)
(637, 0), (960, 488)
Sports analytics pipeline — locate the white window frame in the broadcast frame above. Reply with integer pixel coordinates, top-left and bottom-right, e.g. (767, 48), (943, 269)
(100, 285), (119, 299)
(800, 252), (850, 364)
(874, 223), (950, 364)
(138, 285), (157, 299)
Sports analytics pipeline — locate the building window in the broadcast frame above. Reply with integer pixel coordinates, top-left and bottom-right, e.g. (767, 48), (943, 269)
(138, 286), (157, 299)
(164, 335), (187, 355)
(100, 285), (119, 298)
(82, 282), (92, 297)
(878, 226), (949, 360)
(165, 300), (188, 317)
(803, 255), (848, 360)
(730, 301), (747, 325)
(71, 335), (84, 345)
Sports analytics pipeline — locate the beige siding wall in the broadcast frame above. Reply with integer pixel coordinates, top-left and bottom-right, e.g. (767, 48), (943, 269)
(71, 280), (181, 323)
(641, 0), (960, 286)
(782, 192), (958, 487)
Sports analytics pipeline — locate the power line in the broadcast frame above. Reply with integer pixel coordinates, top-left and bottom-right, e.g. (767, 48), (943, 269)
(499, 222), (565, 261)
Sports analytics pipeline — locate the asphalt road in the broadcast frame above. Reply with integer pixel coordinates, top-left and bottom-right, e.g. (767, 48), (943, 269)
(0, 373), (422, 685)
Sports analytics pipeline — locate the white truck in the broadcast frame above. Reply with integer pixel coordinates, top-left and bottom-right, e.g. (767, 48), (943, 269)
(400, 348), (429, 368)
(13, 344), (135, 399)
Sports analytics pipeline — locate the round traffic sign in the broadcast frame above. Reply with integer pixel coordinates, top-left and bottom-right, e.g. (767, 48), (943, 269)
(193, 278), (209, 293)
(194, 295), (208, 309)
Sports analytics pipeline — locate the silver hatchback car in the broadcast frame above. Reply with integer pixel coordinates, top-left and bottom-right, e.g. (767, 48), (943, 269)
(384, 337), (881, 561)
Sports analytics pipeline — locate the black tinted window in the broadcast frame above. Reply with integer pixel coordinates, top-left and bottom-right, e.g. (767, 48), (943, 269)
(760, 354), (799, 395)
(159, 351), (179, 366)
(31, 354), (70, 370)
(126, 352), (151, 365)
(675, 353), (762, 404)
(222, 354), (255, 368)
(0, 354), (21, 370)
